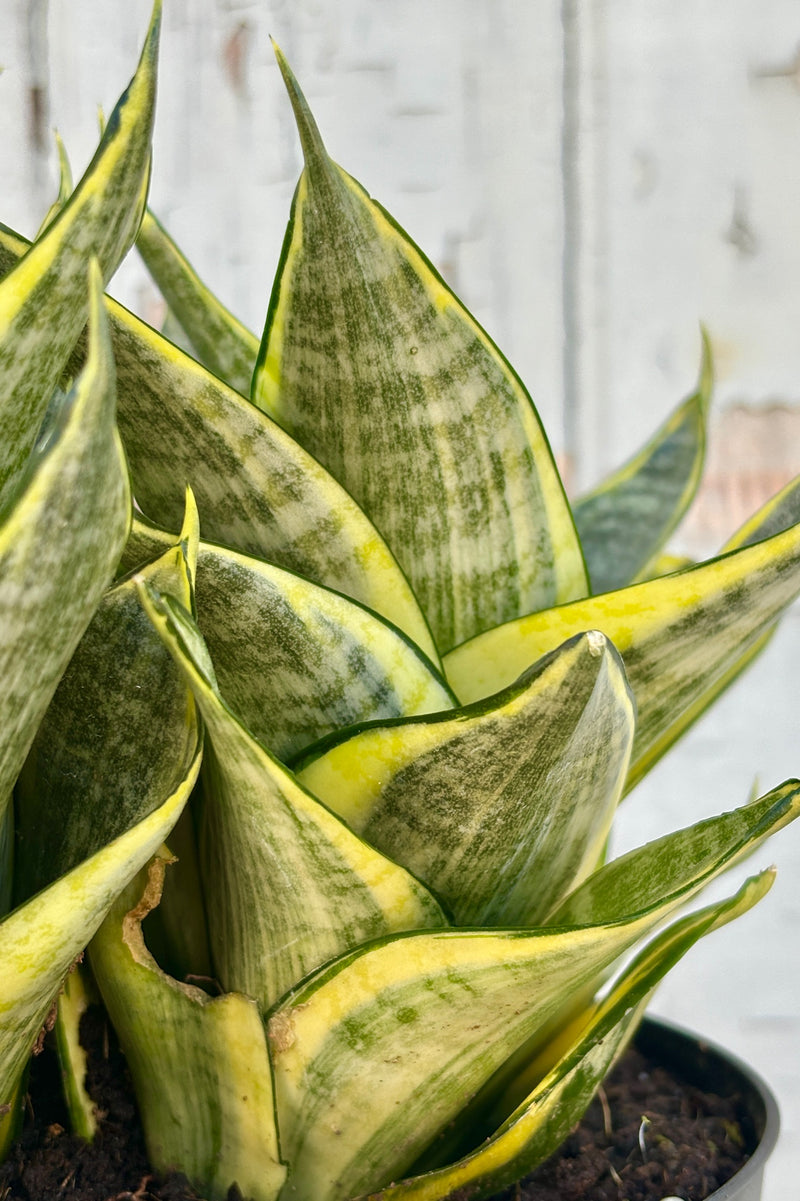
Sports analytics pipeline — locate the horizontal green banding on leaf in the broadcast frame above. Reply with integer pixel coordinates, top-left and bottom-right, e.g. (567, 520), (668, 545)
(573, 332), (712, 594)
(14, 506), (199, 901)
(137, 209), (260, 396)
(444, 516), (800, 784)
(255, 53), (587, 653)
(0, 740), (199, 1155)
(297, 631), (634, 925)
(0, 265), (130, 831)
(90, 855), (285, 1201)
(141, 588), (447, 1011)
(0, 5), (158, 507)
(122, 515), (454, 762)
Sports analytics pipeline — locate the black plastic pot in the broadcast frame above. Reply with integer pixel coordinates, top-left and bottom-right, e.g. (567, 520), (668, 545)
(635, 1016), (780, 1201)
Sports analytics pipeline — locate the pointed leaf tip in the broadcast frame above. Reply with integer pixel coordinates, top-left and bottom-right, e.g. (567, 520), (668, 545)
(272, 43), (328, 166)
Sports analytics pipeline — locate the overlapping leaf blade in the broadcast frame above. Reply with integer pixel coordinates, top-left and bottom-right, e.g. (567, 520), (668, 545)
(0, 748), (199, 1156)
(366, 872), (773, 1200)
(0, 265), (130, 837)
(141, 587), (447, 1011)
(14, 504), (199, 900)
(137, 209), (260, 395)
(0, 2), (158, 508)
(445, 508), (800, 786)
(122, 514), (453, 762)
(0, 225), (438, 662)
(296, 631), (634, 925)
(90, 853), (286, 1201)
(573, 332), (712, 593)
(253, 50), (587, 653)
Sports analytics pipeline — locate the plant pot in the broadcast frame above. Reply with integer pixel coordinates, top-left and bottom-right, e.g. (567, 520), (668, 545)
(633, 1016), (780, 1201)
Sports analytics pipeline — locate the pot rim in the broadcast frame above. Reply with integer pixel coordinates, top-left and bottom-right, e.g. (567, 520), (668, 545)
(637, 1015), (780, 1201)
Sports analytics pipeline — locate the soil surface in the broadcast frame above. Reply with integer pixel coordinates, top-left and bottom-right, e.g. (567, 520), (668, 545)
(0, 1009), (751, 1201)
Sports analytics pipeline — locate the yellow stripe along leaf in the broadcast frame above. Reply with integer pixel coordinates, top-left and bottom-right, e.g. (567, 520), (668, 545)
(0, 2), (158, 507)
(254, 49), (587, 654)
(444, 511), (800, 786)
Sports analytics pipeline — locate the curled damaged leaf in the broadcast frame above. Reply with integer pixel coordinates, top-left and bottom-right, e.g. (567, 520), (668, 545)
(90, 853), (285, 1201)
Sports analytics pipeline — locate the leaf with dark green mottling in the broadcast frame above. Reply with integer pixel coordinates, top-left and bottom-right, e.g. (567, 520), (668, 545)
(253, 49), (587, 653)
(0, 264), (130, 835)
(573, 332), (712, 593)
(140, 587), (447, 1012)
(296, 631), (634, 926)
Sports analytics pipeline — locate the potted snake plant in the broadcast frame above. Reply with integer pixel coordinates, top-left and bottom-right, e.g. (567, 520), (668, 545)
(1, 4), (797, 1198)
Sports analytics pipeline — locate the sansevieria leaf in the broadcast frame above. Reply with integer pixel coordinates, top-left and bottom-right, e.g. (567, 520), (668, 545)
(369, 871), (774, 1200)
(14, 501), (200, 900)
(0, 746), (199, 1156)
(573, 331), (712, 593)
(0, 225), (438, 662)
(253, 49), (587, 653)
(266, 860), (741, 1201)
(141, 587), (447, 1011)
(296, 631), (634, 925)
(0, 263), (130, 835)
(122, 513), (454, 762)
(90, 853), (286, 1201)
(0, 1), (158, 507)
(444, 511), (800, 787)
(137, 209), (260, 395)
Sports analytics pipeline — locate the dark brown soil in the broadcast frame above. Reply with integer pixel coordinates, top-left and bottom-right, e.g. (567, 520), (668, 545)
(489, 1046), (750, 1201)
(0, 1010), (751, 1201)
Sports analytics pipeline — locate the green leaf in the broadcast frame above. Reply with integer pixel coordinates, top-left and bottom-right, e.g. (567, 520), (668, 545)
(0, 263), (130, 835)
(0, 745), (199, 1157)
(35, 131), (74, 237)
(137, 209), (260, 395)
(121, 513), (454, 762)
(54, 965), (99, 1142)
(14, 501), (200, 901)
(0, 224), (439, 664)
(548, 778), (800, 926)
(367, 870), (773, 1200)
(253, 49), (587, 654)
(140, 587), (447, 1011)
(89, 852), (286, 1201)
(0, 2), (158, 507)
(444, 515), (800, 787)
(266, 867), (730, 1201)
(297, 631), (634, 925)
(573, 331), (712, 593)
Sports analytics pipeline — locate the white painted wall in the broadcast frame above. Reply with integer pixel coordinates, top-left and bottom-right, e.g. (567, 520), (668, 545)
(3, 2), (800, 1197)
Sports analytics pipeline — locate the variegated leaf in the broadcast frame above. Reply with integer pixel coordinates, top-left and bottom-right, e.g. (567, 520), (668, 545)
(35, 131), (74, 237)
(89, 853), (286, 1201)
(0, 265), (130, 834)
(253, 49), (587, 654)
(0, 747), (199, 1156)
(54, 965), (99, 1142)
(573, 331), (712, 593)
(367, 871), (773, 1200)
(14, 503), (199, 901)
(0, 3), (158, 507)
(444, 513), (800, 787)
(0, 224), (438, 664)
(296, 631), (634, 925)
(121, 513), (454, 762)
(140, 587), (447, 1011)
(137, 209), (260, 395)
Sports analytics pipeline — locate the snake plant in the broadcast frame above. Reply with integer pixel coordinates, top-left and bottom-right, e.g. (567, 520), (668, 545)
(2, 6), (799, 1199)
